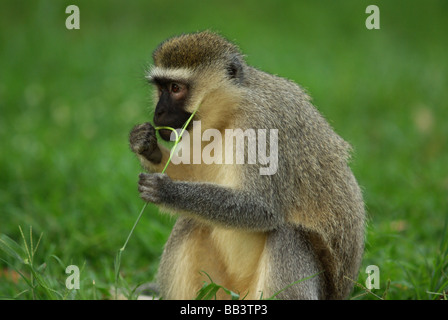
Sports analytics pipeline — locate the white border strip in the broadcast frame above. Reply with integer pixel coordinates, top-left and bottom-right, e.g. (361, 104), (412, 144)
(146, 66), (193, 82)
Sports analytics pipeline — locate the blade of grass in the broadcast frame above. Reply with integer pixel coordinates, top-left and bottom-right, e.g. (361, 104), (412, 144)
(1, 228), (64, 300)
(114, 103), (201, 299)
(0, 234), (27, 263)
(18, 226), (31, 265)
(344, 275), (384, 300)
(0, 258), (34, 290)
(196, 271), (240, 300)
(382, 278), (391, 299)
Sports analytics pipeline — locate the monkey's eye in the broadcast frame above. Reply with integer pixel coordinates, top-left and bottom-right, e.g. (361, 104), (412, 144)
(171, 83), (180, 93)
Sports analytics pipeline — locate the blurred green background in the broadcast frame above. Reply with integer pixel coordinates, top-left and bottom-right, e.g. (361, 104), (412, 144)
(0, 0), (447, 299)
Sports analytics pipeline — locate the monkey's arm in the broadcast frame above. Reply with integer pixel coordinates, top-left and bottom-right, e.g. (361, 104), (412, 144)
(138, 173), (283, 231)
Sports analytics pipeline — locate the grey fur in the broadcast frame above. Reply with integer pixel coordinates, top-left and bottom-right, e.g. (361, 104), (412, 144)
(130, 31), (365, 300)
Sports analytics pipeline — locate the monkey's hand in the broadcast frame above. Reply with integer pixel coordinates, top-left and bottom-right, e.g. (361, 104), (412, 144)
(129, 123), (162, 164)
(138, 173), (170, 204)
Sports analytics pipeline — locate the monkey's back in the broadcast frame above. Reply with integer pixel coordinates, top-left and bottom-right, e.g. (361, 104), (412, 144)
(238, 67), (365, 299)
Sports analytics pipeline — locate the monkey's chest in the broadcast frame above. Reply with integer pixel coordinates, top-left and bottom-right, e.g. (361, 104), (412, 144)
(209, 227), (267, 279)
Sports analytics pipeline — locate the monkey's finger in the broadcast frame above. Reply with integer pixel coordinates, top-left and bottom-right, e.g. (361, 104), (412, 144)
(142, 143), (162, 164)
(138, 173), (158, 187)
(138, 184), (160, 203)
(130, 123), (157, 149)
(131, 122), (156, 133)
(139, 172), (169, 185)
(138, 183), (156, 193)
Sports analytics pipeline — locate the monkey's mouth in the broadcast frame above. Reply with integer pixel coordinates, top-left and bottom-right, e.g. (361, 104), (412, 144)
(158, 128), (176, 141)
(157, 122), (194, 141)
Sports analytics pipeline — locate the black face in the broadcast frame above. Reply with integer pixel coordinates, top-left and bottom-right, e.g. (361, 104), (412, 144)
(151, 78), (192, 141)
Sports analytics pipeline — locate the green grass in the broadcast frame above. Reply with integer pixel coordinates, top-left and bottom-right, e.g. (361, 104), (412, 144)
(1, 0), (447, 300)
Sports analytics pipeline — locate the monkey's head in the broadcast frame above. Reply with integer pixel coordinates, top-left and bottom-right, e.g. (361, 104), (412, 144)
(146, 31), (246, 140)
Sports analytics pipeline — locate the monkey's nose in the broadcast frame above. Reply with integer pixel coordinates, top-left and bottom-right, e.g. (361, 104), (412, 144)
(154, 110), (165, 124)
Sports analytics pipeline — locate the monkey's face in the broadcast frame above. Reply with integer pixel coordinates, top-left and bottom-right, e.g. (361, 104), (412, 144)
(147, 31), (247, 140)
(152, 78), (192, 141)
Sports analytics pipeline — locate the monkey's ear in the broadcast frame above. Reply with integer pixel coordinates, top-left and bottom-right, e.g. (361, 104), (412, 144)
(226, 54), (244, 83)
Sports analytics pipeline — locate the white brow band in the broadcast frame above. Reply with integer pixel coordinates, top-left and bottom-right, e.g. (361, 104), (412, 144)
(146, 66), (193, 82)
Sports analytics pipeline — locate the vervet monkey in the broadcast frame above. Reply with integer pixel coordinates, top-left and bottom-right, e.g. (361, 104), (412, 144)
(129, 31), (365, 299)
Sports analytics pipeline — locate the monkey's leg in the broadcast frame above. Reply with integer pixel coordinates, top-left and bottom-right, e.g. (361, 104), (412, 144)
(240, 227), (324, 300)
(266, 227), (324, 299)
(157, 217), (227, 299)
